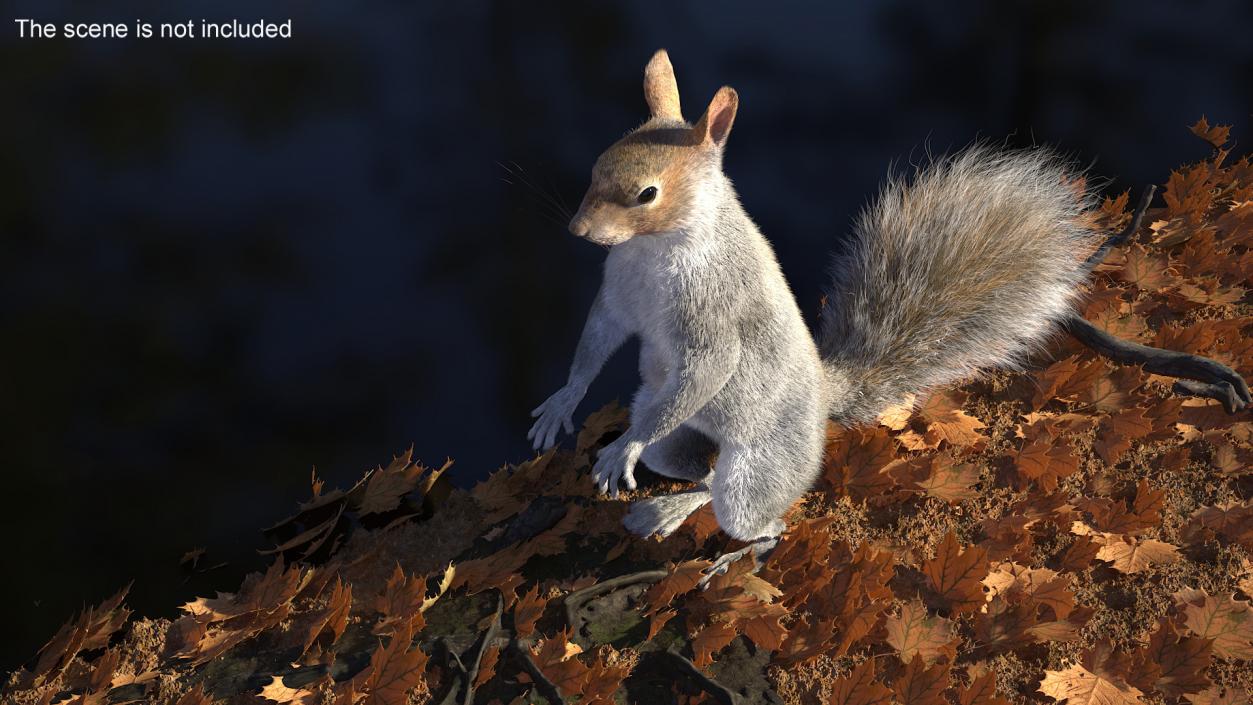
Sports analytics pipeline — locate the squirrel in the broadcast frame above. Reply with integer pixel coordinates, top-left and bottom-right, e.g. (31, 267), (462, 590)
(527, 49), (1250, 575)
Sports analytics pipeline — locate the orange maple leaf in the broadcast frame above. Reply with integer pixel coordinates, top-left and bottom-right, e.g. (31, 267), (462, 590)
(828, 659), (892, 705)
(885, 599), (957, 664)
(891, 654), (951, 705)
(923, 531), (989, 614)
(512, 583), (549, 638)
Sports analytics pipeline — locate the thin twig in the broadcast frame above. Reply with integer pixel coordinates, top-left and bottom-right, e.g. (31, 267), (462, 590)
(1064, 314), (1250, 413)
(462, 593), (503, 705)
(661, 647), (742, 705)
(508, 639), (564, 705)
(1081, 184), (1155, 274)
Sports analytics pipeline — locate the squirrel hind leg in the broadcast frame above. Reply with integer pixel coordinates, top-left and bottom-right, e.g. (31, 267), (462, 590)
(710, 440), (815, 543)
(638, 425), (717, 483)
(1064, 314), (1250, 413)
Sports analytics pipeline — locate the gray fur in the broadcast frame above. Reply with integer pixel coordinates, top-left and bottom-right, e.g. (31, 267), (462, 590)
(531, 145), (826, 542)
(820, 146), (1100, 423)
(530, 142), (1100, 544)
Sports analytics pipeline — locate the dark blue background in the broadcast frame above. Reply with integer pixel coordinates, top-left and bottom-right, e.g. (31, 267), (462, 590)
(2, 0), (1250, 670)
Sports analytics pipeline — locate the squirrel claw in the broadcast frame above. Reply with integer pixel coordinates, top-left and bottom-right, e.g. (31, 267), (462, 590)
(697, 536), (779, 590)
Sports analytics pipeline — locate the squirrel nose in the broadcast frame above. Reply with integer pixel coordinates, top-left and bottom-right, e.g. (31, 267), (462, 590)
(568, 216), (590, 238)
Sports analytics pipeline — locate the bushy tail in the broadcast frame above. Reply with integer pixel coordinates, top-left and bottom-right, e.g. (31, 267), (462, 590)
(819, 144), (1102, 423)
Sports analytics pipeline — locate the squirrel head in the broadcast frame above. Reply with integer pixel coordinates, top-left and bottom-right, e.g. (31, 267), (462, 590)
(569, 49), (739, 247)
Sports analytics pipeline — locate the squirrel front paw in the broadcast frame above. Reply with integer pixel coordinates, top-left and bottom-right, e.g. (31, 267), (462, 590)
(591, 436), (643, 499)
(527, 385), (584, 451)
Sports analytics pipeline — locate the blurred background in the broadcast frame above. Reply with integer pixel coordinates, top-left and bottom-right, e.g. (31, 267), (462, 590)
(2, 0), (1251, 670)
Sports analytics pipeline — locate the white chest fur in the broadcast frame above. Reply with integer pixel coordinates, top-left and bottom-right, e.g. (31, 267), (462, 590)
(601, 231), (693, 336)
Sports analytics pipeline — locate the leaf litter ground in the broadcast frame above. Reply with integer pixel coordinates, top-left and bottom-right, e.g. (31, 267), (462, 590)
(4, 119), (1252, 705)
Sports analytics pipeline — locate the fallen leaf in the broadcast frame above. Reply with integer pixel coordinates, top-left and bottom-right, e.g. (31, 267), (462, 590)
(174, 685), (214, 705)
(923, 531), (988, 614)
(1015, 438), (1080, 492)
(1186, 688), (1252, 705)
(1033, 356), (1081, 410)
(1117, 246), (1176, 291)
(916, 460), (981, 503)
(1084, 480), (1163, 535)
(742, 613), (789, 651)
(260, 675), (317, 705)
(974, 597), (1038, 654)
(1139, 619), (1212, 699)
(1094, 408), (1154, 465)
(1180, 591), (1253, 660)
(642, 559), (712, 617)
(828, 659), (893, 705)
(357, 618), (430, 702)
(691, 620), (738, 668)
(1191, 117), (1232, 150)
(512, 584), (548, 638)
(917, 392), (987, 448)
(576, 401), (629, 459)
(824, 426), (897, 502)
(879, 395), (917, 430)
(31, 585), (131, 685)
(959, 671), (1013, 705)
(1039, 664), (1144, 705)
(891, 654), (950, 705)
(1096, 537), (1181, 574)
(301, 578), (352, 656)
(885, 599), (957, 664)
(530, 628), (589, 694)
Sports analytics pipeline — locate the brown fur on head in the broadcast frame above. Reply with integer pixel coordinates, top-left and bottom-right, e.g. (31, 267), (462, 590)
(568, 49), (739, 246)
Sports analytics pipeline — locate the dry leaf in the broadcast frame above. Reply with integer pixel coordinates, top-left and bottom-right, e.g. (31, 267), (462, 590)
(576, 401), (629, 459)
(1094, 408), (1154, 465)
(355, 617), (429, 703)
(918, 392), (987, 448)
(923, 531), (988, 614)
(1179, 591), (1253, 660)
(828, 658), (893, 705)
(885, 599), (957, 664)
(1039, 664), (1144, 705)
(891, 654), (950, 705)
(1191, 117), (1232, 150)
(512, 584), (548, 638)
(1117, 246), (1176, 291)
(1096, 537), (1181, 574)
(1140, 619), (1212, 699)
(824, 425), (897, 502)
(691, 620), (738, 668)
(260, 675), (317, 705)
(959, 671), (1014, 705)
(916, 460), (981, 503)
(1016, 438), (1080, 492)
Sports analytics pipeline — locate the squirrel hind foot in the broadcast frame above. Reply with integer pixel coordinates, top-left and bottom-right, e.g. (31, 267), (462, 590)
(697, 533), (781, 590)
(622, 488), (712, 538)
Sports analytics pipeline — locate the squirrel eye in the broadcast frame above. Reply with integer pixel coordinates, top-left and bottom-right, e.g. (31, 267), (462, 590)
(637, 186), (658, 204)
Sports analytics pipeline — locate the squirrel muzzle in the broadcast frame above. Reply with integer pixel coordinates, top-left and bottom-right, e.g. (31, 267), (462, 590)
(568, 212), (591, 239)
(569, 200), (632, 247)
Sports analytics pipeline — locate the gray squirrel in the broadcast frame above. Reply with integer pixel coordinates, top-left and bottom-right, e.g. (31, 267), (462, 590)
(527, 49), (1250, 575)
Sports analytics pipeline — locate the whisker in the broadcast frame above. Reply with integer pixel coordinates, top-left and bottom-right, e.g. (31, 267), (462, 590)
(539, 166), (574, 218)
(498, 167), (570, 226)
(505, 160), (573, 221)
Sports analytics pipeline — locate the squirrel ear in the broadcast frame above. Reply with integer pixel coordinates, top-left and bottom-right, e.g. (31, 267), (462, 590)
(643, 49), (682, 121)
(692, 86), (738, 148)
